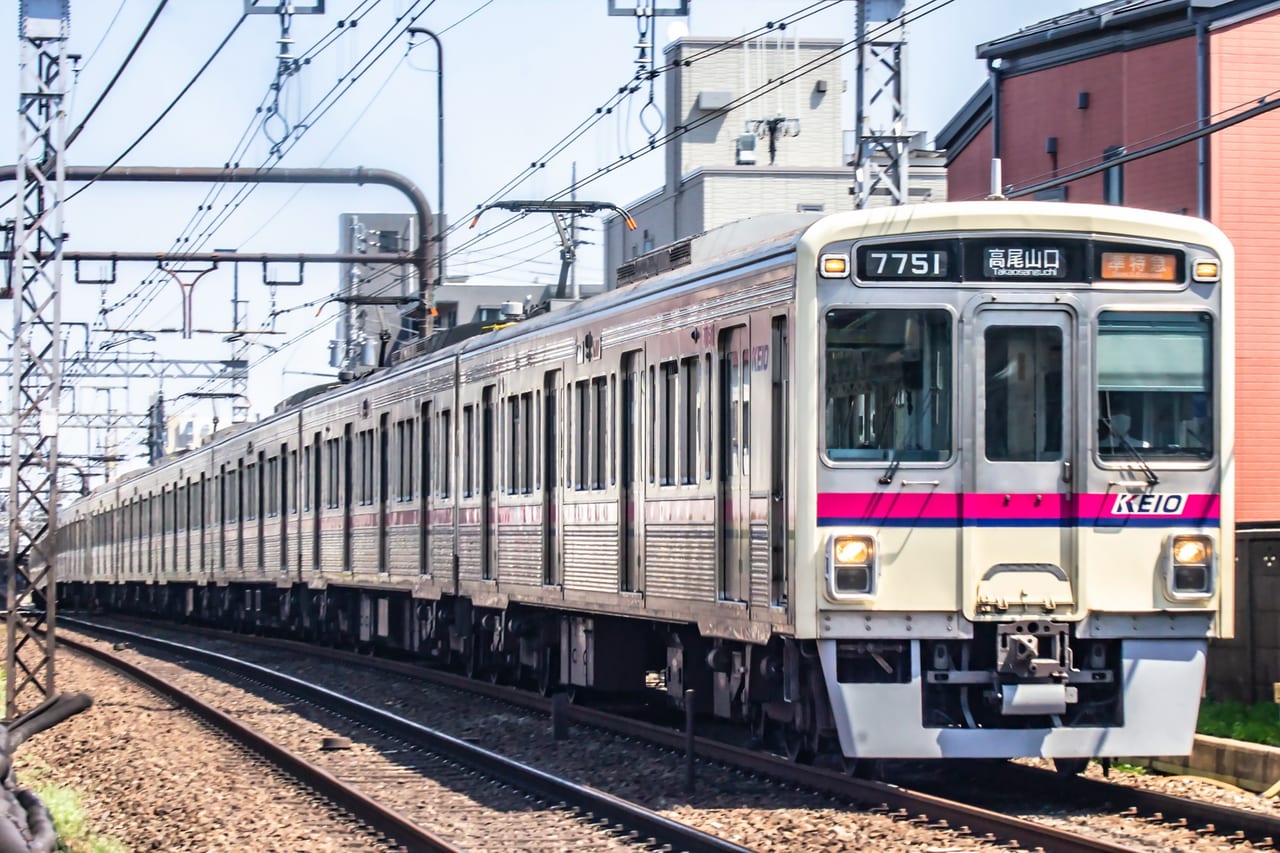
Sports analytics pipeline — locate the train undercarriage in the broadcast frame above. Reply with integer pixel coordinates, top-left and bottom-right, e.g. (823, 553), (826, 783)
(60, 580), (842, 762)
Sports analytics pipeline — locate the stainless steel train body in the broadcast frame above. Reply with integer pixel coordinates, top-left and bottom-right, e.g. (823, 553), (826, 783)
(58, 201), (1234, 761)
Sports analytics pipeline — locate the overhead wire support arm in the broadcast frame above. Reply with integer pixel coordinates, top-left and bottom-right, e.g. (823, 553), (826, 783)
(470, 200), (637, 300)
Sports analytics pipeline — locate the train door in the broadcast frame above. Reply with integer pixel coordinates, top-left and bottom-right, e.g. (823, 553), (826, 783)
(620, 350), (644, 592)
(717, 325), (751, 603)
(969, 307), (1077, 618)
(378, 413), (390, 573)
(543, 369), (561, 587)
(482, 385), (496, 581)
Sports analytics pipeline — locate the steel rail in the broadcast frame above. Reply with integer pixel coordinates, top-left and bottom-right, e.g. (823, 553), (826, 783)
(993, 761), (1280, 847)
(58, 634), (457, 852)
(61, 619), (753, 853)
(67, 616), (1136, 853)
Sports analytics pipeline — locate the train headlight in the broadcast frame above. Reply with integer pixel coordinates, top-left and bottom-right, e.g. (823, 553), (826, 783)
(827, 534), (876, 599)
(1166, 534), (1214, 599)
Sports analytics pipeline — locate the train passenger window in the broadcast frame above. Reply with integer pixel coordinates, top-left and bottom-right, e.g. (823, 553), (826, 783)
(985, 326), (1063, 462)
(522, 392), (534, 494)
(1097, 312), (1212, 459)
(302, 447), (311, 512)
(575, 381), (590, 491)
(705, 354), (713, 480)
(660, 362), (678, 486)
(509, 396), (521, 495)
(824, 309), (953, 462)
(395, 419), (415, 502)
(440, 409), (452, 498)
(464, 406), (475, 498)
(325, 438), (341, 508)
(649, 366), (657, 484)
(357, 429), (375, 506)
(266, 457), (279, 518)
(288, 450), (298, 514)
(593, 377), (608, 490)
(680, 357), (699, 485)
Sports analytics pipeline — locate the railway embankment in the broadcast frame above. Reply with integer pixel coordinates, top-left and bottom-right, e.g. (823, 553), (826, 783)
(1141, 734), (1280, 793)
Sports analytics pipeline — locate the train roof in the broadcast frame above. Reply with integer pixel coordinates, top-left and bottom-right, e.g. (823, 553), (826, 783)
(69, 200), (1231, 507)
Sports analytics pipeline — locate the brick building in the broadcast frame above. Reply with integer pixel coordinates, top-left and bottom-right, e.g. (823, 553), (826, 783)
(937, 0), (1280, 702)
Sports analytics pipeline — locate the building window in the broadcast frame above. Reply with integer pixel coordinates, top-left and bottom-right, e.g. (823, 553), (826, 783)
(1103, 146), (1124, 206)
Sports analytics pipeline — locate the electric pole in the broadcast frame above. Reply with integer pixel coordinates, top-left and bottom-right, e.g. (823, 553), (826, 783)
(8, 0), (70, 720)
(853, 0), (911, 208)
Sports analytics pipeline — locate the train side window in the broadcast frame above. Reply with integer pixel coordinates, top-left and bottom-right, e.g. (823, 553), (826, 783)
(680, 356), (698, 485)
(464, 405), (475, 498)
(660, 360), (678, 486)
(508, 396), (520, 495)
(356, 429), (375, 506)
(648, 366), (657, 484)
(593, 376), (608, 490)
(440, 409), (452, 499)
(705, 353), (713, 480)
(522, 392), (534, 494)
(266, 456), (279, 518)
(427, 402), (437, 502)
(288, 449), (297, 514)
(302, 447), (311, 512)
(575, 380), (590, 491)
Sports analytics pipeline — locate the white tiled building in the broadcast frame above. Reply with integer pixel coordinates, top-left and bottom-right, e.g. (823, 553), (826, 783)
(603, 35), (945, 288)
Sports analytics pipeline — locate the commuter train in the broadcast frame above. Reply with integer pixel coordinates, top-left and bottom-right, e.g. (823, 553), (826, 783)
(57, 201), (1234, 765)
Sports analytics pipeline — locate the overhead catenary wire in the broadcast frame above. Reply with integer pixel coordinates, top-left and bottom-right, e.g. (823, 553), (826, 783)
(100, 0), (397, 326)
(106, 1), (434, 332)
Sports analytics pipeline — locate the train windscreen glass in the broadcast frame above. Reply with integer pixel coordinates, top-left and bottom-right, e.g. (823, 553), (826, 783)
(1097, 311), (1213, 459)
(824, 309), (952, 462)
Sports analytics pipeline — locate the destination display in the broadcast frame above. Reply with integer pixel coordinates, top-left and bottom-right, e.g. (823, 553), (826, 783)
(850, 237), (1186, 285)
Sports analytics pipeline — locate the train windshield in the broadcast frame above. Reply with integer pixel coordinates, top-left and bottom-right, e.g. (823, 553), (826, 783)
(824, 308), (952, 462)
(1097, 311), (1213, 460)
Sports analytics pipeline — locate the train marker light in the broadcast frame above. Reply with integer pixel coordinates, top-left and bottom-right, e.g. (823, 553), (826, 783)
(1167, 534), (1214, 598)
(820, 254), (849, 278)
(1192, 259), (1220, 282)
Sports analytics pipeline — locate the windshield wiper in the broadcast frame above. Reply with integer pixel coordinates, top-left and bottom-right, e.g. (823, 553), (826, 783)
(1102, 418), (1159, 486)
(878, 449), (901, 485)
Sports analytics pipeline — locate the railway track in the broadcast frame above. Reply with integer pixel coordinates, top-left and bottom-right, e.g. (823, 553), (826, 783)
(61, 614), (1242, 852)
(904, 760), (1280, 849)
(59, 622), (752, 853)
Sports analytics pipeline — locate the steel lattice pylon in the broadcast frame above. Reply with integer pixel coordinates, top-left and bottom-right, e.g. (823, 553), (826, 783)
(8, 3), (69, 721)
(853, 0), (911, 209)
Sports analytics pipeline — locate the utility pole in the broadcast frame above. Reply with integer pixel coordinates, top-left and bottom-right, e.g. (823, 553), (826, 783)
(215, 249), (250, 424)
(8, 0), (70, 720)
(852, 0), (911, 208)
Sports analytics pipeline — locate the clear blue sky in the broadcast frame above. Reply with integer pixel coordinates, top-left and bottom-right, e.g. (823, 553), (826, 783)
(1, 0), (1082, 472)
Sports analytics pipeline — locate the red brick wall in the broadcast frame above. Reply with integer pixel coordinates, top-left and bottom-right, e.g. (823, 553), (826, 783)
(1211, 13), (1280, 525)
(946, 37), (1199, 210)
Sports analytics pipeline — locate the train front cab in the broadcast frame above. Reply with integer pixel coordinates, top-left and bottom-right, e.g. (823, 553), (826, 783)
(800, 204), (1234, 760)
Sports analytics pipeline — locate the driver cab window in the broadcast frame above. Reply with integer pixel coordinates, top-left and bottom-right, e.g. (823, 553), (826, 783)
(1097, 311), (1212, 460)
(824, 309), (952, 462)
